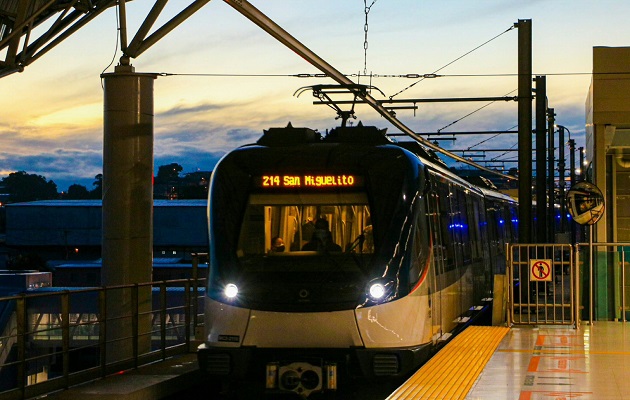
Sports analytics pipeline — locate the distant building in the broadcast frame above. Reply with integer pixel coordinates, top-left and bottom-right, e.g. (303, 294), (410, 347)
(49, 258), (208, 287)
(3, 200), (208, 266)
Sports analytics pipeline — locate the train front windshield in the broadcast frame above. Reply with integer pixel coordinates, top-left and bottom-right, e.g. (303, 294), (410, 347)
(232, 191), (374, 311)
(239, 193), (372, 256)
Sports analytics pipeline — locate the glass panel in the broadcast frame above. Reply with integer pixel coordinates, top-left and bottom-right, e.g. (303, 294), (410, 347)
(616, 166), (630, 241)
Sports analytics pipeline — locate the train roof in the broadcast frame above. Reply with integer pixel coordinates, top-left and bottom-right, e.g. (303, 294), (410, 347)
(478, 186), (518, 204)
(234, 123), (511, 200)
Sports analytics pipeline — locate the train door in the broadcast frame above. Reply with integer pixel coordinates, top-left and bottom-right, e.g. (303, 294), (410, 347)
(426, 189), (445, 343)
(474, 197), (492, 298)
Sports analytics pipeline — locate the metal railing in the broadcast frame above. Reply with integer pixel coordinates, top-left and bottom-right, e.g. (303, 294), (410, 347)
(508, 241), (630, 327)
(0, 278), (206, 400)
(507, 243), (578, 327)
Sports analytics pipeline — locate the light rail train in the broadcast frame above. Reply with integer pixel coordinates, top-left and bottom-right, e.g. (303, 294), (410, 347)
(197, 123), (517, 398)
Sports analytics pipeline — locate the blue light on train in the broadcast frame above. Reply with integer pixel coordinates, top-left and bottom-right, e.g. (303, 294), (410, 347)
(499, 219), (504, 225)
(224, 283), (238, 299)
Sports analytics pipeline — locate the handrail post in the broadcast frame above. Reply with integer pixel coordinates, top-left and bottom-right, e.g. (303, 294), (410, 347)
(622, 249), (627, 323)
(16, 295), (26, 397)
(99, 289), (107, 378)
(575, 245), (580, 329)
(184, 280), (191, 349)
(132, 284), (139, 369)
(589, 228), (594, 325)
(160, 282), (167, 360)
(506, 243), (513, 326)
(192, 253), (199, 330)
(61, 291), (70, 389)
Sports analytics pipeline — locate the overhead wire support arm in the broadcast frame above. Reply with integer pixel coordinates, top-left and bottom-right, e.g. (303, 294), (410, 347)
(296, 83), (391, 125)
(314, 96), (518, 106)
(387, 130), (517, 137)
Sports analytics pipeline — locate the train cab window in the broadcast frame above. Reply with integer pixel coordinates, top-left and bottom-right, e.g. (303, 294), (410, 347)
(237, 193), (373, 258)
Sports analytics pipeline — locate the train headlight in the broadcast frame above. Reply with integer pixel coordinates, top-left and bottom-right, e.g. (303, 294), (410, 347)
(369, 283), (386, 299)
(366, 278), (394, 303)
(224, 283), (238, 299)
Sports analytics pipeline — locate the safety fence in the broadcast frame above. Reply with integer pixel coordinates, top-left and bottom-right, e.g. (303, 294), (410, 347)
(507, 242), (630, 327)
(0, 278), (206, 400)
(507, 244), (577, 327)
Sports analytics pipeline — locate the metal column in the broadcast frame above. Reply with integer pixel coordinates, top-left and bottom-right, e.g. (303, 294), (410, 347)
(535, 76), (547, 242)
(547, 109), (556, 240)
(517, 19), (533, 244)
(558, 126), (566, 233)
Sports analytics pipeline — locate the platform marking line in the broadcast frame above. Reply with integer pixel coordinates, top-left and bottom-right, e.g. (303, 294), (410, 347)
(498, 349), (630, 356)
(519, 390), (593, 399)
(536, 334), (583, 347)
(385, 326), (509, 400)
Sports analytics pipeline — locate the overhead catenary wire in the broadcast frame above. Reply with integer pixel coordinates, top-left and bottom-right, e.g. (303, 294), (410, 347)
(363, 0), (379, 76)
(465, 124), (518, 151)
(156, 71), (626, 78)
(388, 25), (516, 99)
(100, 1), (121, 89)
(436, 89), (517, 133)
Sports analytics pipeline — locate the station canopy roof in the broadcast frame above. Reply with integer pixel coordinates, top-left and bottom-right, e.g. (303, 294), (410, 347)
(0, 0), (118, 78)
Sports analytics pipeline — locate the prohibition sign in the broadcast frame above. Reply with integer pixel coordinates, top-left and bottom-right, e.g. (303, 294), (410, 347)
(530, 259), (552, 282)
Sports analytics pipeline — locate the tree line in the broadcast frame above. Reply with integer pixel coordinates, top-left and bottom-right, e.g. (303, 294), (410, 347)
(0, 163), (210, 204)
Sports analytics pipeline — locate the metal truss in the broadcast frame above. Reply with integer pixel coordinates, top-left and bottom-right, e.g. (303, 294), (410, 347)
(0, 0), (212, 78)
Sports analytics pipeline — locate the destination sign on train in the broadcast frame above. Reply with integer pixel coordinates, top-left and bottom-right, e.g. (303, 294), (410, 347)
(258, 174), (362, 188)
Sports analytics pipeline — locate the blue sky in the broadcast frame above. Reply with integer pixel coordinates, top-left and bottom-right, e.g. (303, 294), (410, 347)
(1, 0), (630, 191)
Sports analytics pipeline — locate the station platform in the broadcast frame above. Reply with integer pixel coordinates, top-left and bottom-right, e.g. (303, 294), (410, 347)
(388, 322), (630, 400)
(43, 353), (204, 400)
(37, 322), (629, 400)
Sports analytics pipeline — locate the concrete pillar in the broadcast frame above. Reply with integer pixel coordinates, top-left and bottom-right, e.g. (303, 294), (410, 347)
(101, 61), (157, 363)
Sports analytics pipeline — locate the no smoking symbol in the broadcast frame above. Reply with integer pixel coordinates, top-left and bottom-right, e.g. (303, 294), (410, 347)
(530, 259), (552, 281)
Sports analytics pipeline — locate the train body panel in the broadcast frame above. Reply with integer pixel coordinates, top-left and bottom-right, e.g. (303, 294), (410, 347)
(203, 299), (251, 347)
(242, 309), (364, 348)
(355, 288), (432, 348)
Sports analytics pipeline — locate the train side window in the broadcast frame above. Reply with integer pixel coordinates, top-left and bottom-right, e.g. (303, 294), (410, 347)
(437, 182), (455, 271)
(509, 206), (518, 242)
(456, 188), (471, 265)
(409, 199), (430, 287)
(468, 195), (483, 260)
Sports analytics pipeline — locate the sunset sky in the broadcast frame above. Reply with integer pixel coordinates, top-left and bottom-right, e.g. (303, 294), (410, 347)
(1, 0), (630, 191)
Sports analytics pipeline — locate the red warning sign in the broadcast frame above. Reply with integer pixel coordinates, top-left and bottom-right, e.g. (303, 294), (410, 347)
(530, 259), (552, 282)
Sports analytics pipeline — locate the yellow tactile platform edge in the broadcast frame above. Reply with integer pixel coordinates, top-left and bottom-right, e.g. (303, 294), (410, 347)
(387, 326), (510, 400)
